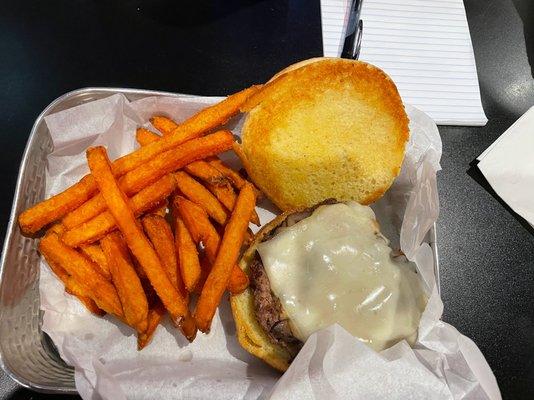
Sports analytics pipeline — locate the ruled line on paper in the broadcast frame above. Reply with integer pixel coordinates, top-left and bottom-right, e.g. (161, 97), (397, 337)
(320, 0), (487, 126)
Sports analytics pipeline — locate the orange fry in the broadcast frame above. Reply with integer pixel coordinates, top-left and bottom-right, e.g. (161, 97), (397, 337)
(174, 196), (249, 295)
(147, 141), (257, 226)
(147, 200), (168, 217)
(184, 160), (238, 213)
(19, 174), (98, 235)
(174, 171), (228, 225)
(112, 86), (259, 177)
(194, 184), (256, 332)
(101, 232), (149, 333)
(142, 214), (186, 297)
(150, 116), (178, 135)
(39, 233), (123, 317)
(184, 160), (232, 186)
(208, 158), (261, 225)
(174, 216), (201, 292)
(63, 130), (233, 229)
(80, 243), (111, 280)
(18, 86), (260, 235)
(208, 158), (247, 190)
(86, 146), (196, 340)
(136, 127), (161, 147)
(61, 174), (176, 247)
(174, 197), (223, 260)
(227, 265), (250, 294)
(138, 301), (166, 350)
(46, 254), (105, 316)
(183, 165), (256, 238)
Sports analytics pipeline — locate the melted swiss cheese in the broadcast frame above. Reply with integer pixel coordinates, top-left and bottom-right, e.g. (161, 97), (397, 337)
(257, 202), (427, 351)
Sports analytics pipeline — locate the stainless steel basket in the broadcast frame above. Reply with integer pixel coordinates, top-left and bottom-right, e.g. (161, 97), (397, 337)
(0, 87), (440, 394)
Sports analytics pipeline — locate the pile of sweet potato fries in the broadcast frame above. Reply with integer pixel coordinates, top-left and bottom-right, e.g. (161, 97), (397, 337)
(19, 86), (261, 348)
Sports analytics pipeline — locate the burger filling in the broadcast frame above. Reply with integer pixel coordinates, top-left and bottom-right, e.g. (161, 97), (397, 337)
(249, 206), (323, 354)
(252, 202), (427, 353)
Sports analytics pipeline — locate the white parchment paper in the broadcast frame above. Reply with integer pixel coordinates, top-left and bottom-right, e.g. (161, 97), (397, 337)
(39, 93), (501, 400)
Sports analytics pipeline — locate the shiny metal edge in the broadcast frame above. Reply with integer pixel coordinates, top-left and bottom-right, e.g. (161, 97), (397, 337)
(0, 90), (78, 394)
(0, 87), (441, 393)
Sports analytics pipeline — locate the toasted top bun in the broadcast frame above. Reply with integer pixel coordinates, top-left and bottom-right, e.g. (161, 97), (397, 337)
(237, 58), (409, 210)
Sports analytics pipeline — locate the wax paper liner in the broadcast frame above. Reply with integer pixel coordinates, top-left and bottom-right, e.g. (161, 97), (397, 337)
(39, 94), (501, 400)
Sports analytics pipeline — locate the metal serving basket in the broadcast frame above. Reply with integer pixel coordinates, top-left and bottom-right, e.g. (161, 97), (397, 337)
(0, 88), (440, 394)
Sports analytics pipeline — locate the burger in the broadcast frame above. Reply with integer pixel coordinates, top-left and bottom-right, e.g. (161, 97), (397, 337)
(230, 201), (427, 371)
(230, 58), (425, 371)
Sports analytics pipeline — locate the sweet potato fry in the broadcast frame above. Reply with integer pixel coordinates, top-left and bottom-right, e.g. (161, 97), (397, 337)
(182, 161), (258, 229)
(63, 130), (233, 228)
(80, 243), (111, 280)
(141, 214), (185, 297)
(174, 216), (201, 292)
(61, 174), (176, 247)
(208, 158), (261, 225)
(174, 171), (228, 225)
(227, 264), (250, 294)
(207, 158), (247, 190)
(147, 200), (168, 217)
(45, 253), (105, 316)
(39, 233), (123, 317)
(183, 160), (240, 216)
(136, 127), (161, 147)
(150, 116), (178, 135)
(184, 160), (231, 186)
(137, 301), (166, 350)
(49, 223), (65, 235)
(62, 193), (105, 229)
(19, 174), (98, 235)
(194, 184), (256, 332)
(101, 232), (149, 333)
(206, 183), (237, 212)
(174, 197), (222, 259)
(18, 86), (260, 235)
(174, 196), (249, 295)
(112, 86), (259, 177)
(86, 146), (195, 340)
(140, 137), (256, 226)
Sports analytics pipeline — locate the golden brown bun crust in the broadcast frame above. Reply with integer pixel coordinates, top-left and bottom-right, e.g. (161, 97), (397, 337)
(230, 211), (296, 372)
(237, 58), (409, 211)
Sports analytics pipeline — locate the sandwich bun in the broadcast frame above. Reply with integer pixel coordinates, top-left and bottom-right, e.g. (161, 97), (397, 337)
(236, 57), (409, 210)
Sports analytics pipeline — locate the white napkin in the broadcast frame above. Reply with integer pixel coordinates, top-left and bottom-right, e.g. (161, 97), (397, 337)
(477, 106), (534, 227)
(320, 0), (487, 126)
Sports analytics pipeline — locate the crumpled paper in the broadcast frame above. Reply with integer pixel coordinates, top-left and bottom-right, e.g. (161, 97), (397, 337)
(39, 93), (501, 400)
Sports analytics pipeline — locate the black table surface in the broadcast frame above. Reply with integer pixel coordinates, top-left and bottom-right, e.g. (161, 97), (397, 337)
(1, 0), (533, 399)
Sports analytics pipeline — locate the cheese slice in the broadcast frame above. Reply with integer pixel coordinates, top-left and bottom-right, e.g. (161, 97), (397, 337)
(257, 202), (426, 351)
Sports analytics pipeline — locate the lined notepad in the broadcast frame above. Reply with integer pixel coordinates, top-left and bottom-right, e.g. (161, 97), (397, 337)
(321, 0), (487, 126)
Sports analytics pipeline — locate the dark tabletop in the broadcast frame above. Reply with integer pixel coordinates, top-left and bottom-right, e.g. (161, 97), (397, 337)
(1, 0), (533, 399)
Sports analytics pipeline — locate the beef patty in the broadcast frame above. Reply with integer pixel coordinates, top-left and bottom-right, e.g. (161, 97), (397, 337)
(249, 255), (302, 353)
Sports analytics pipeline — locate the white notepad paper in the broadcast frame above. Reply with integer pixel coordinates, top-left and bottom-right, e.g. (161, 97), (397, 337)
(321, 0), (487, 126)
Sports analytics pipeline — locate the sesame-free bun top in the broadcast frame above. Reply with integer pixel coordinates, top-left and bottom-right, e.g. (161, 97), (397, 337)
(237, 58), (409, 210)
